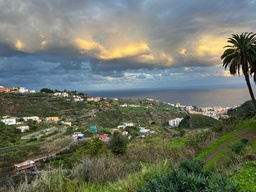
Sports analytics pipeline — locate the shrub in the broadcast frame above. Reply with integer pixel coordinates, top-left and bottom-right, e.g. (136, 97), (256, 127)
(138, 159), (238, 192)
(179, 158), (204, 174)
(229, 138), (248, 154)
(109, 132), (127, 155)
(74, 138), (108, 159)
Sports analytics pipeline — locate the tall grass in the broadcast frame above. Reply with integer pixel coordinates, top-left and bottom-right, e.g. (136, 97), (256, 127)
(14, 160), (173, 192)
(205, 148), (228, 169)
(196, 127), (244, 160)
(231, 161), (256, 192)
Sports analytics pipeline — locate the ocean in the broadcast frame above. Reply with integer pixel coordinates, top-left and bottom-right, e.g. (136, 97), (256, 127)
(84, 87), (253, 108)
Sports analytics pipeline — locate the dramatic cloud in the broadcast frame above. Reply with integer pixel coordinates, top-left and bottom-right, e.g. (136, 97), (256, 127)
(0, 0), (255, 91)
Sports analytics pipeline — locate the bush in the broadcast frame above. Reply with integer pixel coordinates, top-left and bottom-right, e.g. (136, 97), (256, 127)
(109, 132), (127, 155)
(179, 158), (204, 174)
(137, 159), (238, 192)
(229, 138), (248, 154)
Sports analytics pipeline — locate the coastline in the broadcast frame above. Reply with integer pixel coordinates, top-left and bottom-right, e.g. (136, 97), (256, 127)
(84, 87), (251, 108)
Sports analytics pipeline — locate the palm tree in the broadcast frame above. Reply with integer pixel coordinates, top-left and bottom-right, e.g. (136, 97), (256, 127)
(221, 32), (256, 108)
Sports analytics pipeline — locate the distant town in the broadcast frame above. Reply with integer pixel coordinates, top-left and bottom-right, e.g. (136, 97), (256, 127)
(0, 85), (231, 129)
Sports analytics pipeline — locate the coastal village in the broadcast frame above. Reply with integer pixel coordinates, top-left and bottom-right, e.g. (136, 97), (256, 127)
(0, 85), (230, 127)
(0, 85), (230, 174)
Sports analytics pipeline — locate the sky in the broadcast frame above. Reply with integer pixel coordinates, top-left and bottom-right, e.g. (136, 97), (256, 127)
(0, 0), (256, 92)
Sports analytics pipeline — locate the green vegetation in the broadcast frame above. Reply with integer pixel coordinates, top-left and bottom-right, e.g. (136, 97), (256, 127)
(109, 132), (128, 155)
(228, 100), (256, 118)
(196, 125), (245, 160)
(205, 148), (228, 169)
(0, 92), (256, 191)
(229, 138), (248, 154)
(138, 159), (237, 192)
(231, 161), (256, 192)
(74, 138), (108, 159)
(178, 114), (219, 129)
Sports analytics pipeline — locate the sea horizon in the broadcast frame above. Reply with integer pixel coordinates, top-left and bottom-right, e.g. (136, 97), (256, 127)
(83, 86), (253, 108)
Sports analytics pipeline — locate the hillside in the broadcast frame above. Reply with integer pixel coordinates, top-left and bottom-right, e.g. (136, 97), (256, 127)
(178, 114), (220, 129)
(0, 92), (178, 128)
(0, 92), (255, 191)
(227, 100), (256, 118)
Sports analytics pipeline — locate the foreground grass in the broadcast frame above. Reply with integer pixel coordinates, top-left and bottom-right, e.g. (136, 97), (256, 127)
(231, 161), (256, 192)
(14, 160), (173, 192)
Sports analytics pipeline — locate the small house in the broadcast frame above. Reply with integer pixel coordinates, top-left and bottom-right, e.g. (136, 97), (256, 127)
(110, 128), (121, 134)
(1, 118), (17, 125)
(14, 160), (39, 171)
(23, 116), (40, 122)
(169, 118), (183, 127)
(45, 117), (60, 122)
(0, 86), (4, 92)
(90, 125), (98, 132)
(72, 132), (84, 142)
(122, 131), (128, 135)
(17, 125), (29, 132)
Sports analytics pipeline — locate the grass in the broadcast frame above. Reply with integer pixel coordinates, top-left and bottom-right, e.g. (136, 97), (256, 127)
(241, 120), (256, 130)
(169, 137), (189, 149)
(14, 160), (173, 192)
(195, 125), (245, 160)
(231, 161), (256, 192)
(204, 148), (228, 169)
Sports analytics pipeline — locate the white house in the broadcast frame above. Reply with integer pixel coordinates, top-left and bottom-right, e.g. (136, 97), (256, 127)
(169, 118), (183, 127)
(53, 92), (62, 96)
(62, 92), (69, 97)
(17, 126), (29, 132)
(124, 122), (134, 127)
(19, 87), (29, 93)
(139, 127), (150, 133)
(1, 118), (17, 125)
(23, 116), (40, 121)
(117, 125), (126, 129)
(117, 122), (134, 129)
(139, 127), (155, 135)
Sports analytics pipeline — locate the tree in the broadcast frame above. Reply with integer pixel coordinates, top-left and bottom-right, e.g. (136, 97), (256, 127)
(40, 88), (54, 93)
(74, 138), (107, 159)
(109, 132), (127, 155)
(221, 32), (256, 108)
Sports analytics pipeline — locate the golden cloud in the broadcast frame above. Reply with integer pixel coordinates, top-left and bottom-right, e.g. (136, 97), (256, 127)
(15, 40), (24, 50)
(74, 38), (104, 52)
(195, 35), (226, 59)
(140, 52), (173, 65)
(41, 41), (47, 47)
(99, 42), (149, 60)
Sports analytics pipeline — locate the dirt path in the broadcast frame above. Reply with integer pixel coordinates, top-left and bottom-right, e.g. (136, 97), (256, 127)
(204, 129), (256, 163)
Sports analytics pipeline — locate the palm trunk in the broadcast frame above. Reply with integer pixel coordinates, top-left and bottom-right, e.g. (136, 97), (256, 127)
(244, 74), (256, 108)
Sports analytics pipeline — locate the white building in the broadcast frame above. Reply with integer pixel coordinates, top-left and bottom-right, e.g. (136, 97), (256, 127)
(139, 127), (150, 133)
(23, 116), (40, 122)
(19, 87), (29, 93)
(124, 122), (134, 127)
(62, 92), (69, 97)
(117, 125), (126, 129)
(17, 126), (29, 132)
(169, 118), (183, 127)
(1, 118), (17, 125)
(53, 92), (62, 96)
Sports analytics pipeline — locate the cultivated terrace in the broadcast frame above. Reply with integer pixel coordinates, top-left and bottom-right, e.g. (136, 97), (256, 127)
(0, 90), (255, 192)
